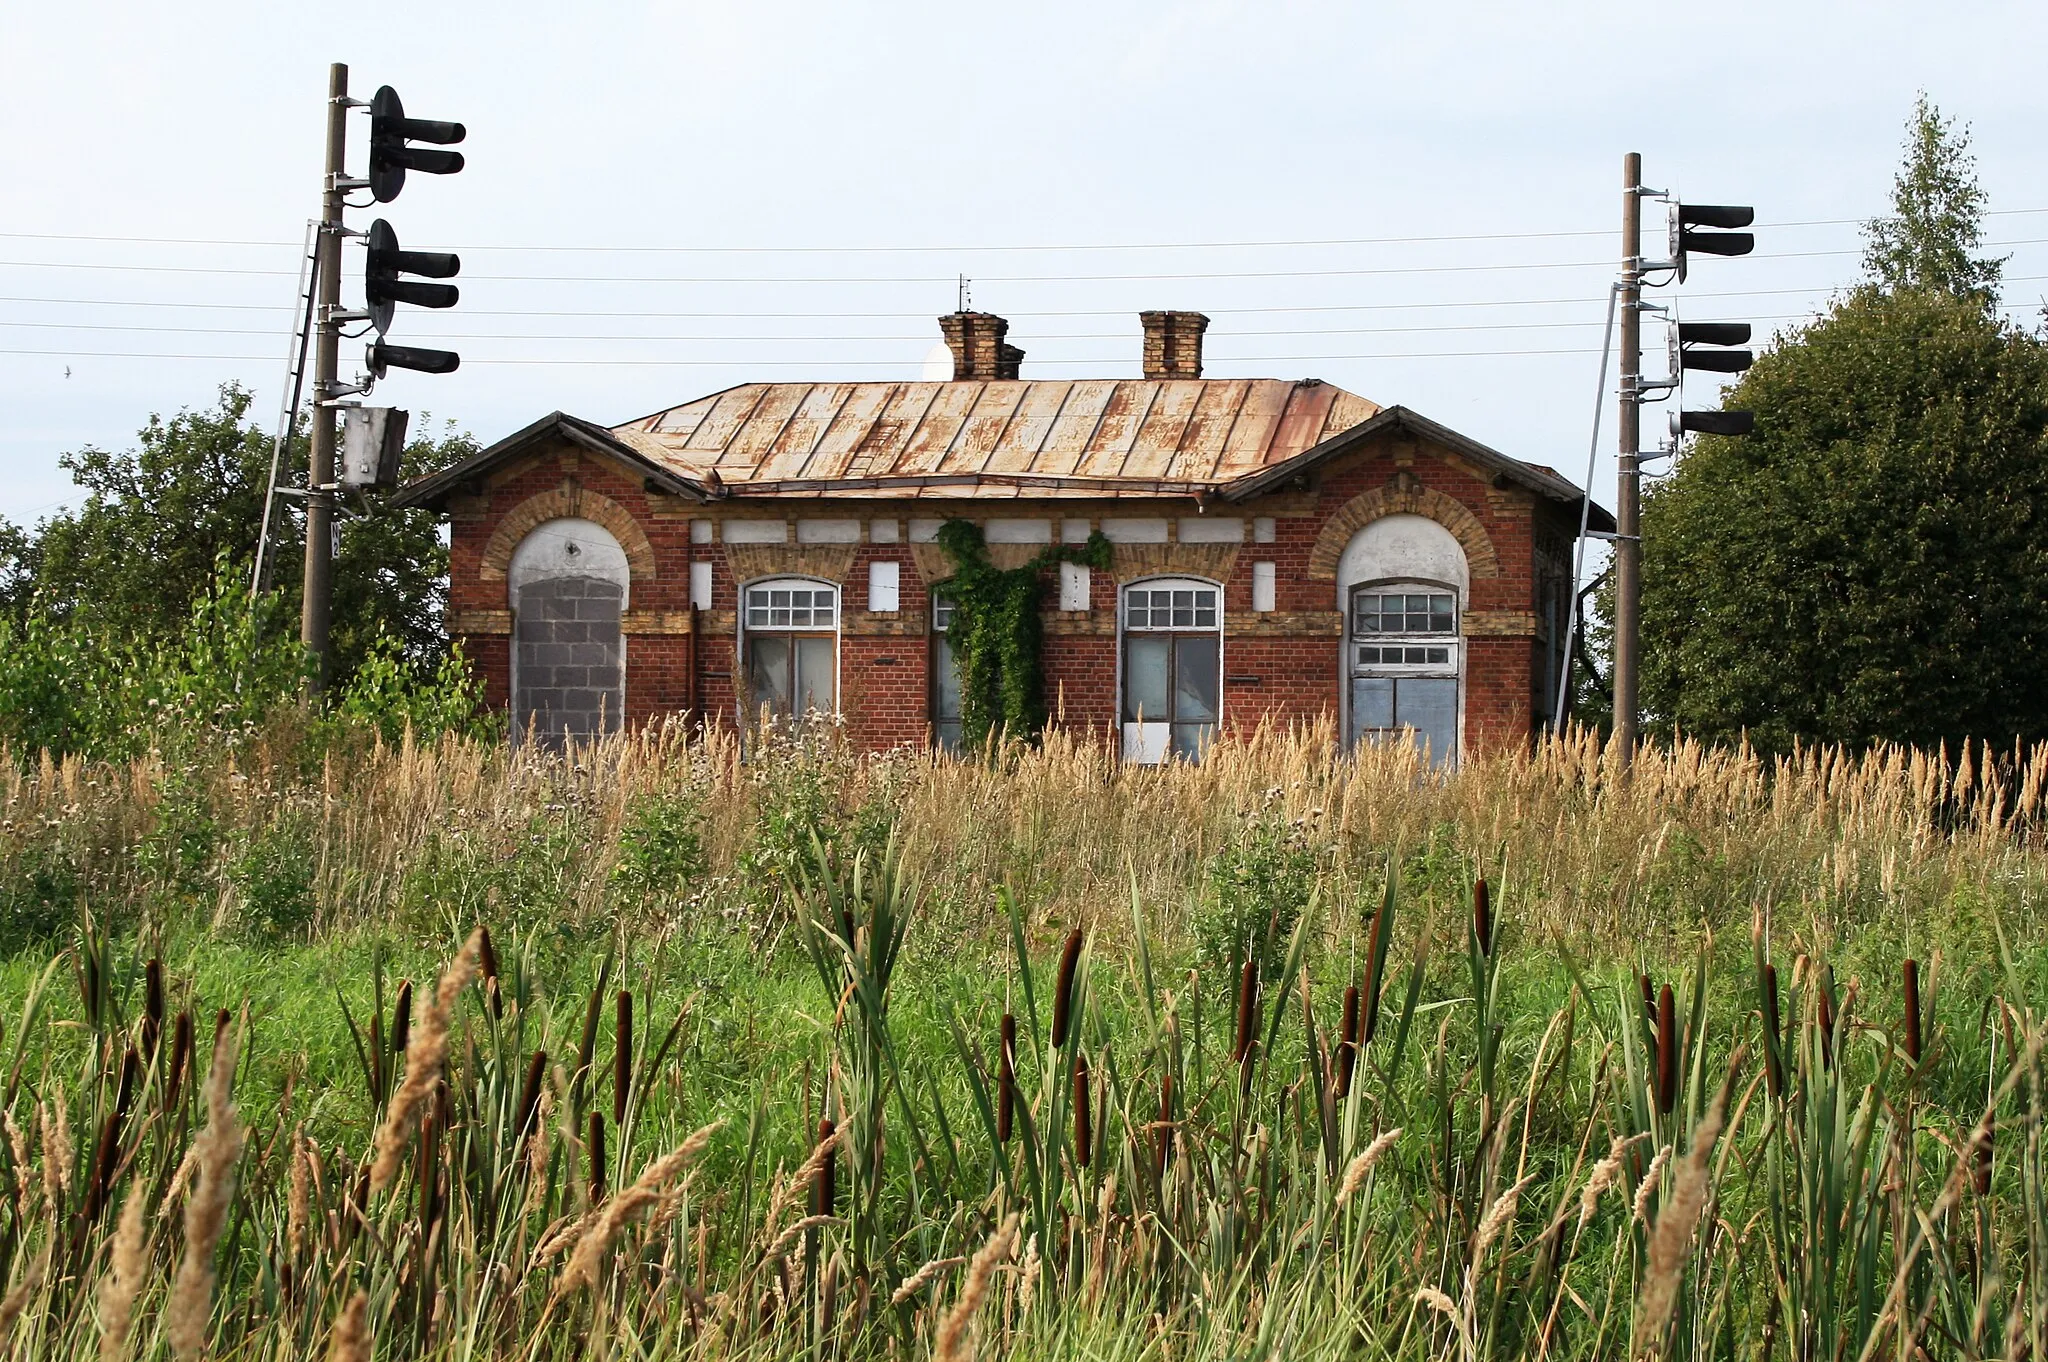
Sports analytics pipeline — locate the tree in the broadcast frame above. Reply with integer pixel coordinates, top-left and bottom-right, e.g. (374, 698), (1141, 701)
(1862, 94), (2004, 306)
(0, 384), (475, 686)
(1638, 101), (2048, 753)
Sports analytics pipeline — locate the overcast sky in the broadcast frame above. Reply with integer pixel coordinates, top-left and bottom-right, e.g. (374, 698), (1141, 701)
(5, 0), (2046, 529)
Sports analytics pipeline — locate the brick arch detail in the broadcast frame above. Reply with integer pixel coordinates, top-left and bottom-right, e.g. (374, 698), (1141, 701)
(1306, 481), (1500, 581)
(479, 481), (657, 584)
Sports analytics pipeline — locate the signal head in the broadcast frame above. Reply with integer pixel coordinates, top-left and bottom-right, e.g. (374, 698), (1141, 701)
(367, 86), (467, 203)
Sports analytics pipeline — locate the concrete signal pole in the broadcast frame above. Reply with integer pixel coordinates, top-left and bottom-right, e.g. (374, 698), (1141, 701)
(301, 62), (349, 688)
(1612, 152), (1644, 765)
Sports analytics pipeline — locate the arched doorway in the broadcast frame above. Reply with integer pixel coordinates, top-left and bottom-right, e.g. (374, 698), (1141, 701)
(508, 517), (629, 746)
(1338, 514), (1468, 766)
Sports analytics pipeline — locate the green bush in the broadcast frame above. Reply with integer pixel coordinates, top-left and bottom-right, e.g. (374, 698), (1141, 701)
(333, 629), (497, 744)
(228, 808), (318, 939)
(1194, 813), (1319, 983)
(612, 790), (707, 905)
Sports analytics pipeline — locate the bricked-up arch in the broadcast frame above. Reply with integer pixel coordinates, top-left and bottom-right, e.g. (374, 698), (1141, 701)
(1307, 477), (1500, 581)
(481, 480), (657, 586)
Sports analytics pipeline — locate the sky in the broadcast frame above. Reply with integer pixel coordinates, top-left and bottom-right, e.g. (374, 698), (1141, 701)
(5, 0), (2048, 530)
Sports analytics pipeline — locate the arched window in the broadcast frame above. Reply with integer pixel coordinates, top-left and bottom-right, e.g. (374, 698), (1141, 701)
(1120, 577), (1222, 763)
(509, 517), (629, 747)
(1338, 514), (1467, 766)
(741, 577), (839, 720)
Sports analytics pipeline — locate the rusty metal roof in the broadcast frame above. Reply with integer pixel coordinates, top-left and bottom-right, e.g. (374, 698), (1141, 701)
(607, 379), (1381, 499)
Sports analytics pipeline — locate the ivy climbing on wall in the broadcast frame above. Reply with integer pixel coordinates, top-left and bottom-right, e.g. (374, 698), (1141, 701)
(934, 519), (1112, 749)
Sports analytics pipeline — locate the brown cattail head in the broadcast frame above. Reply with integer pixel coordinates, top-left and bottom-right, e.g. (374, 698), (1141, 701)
(1901, 959), (1922, 1066)
(478, 925), (503, 1018)
(997, 1014), (1016, 1144)
(587, 1112), (608, 1204)
(1974, 1113), (1994, 1196)
(390, 981), (413, 1063)
(1154, 1072), (1174, 1182)
(115, 1045), (139, 1119)
(1655, 984), (1677, 1115)
(214, 1007), (231, 1047)
(166, 1010), (193, 1114)
(515, 1049), (547, 1147)
(1762, 965), (1784, 1099)
(1073, 1053), (1093, 1169)
(1051, 930), (1084, 1049)
(142, 957), (164, 1060)
(1639, 974), (1657, 1028)
(1472, 877), (1493, 957)
(613, 990), (634, 1127)
(1233, 959), (1259, 1066)
(814, 1117), (837, 1216)
(1360, 900), (1389, 1046)
(82, 1109), (121, 1228)
(1335, 984), (1361, 1100)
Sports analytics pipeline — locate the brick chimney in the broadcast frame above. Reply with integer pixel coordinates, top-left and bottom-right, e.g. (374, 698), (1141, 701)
(1140, 310), (1209, 380)
(938, 311), (1025, 381)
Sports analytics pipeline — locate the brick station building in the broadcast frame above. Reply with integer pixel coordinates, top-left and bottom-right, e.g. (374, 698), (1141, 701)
(396, 310), (1611, 765)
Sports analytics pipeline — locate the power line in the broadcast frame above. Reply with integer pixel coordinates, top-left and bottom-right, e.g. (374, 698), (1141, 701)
(5, 239), (2045, 285)
(2, 206), (2044, 254)
(1, 345), (1616, 365)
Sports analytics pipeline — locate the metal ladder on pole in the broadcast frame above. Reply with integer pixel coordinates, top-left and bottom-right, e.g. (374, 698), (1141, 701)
(250, 218), (323, 601)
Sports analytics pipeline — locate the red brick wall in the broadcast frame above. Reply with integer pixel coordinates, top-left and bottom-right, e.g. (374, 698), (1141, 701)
(447, 427), (1567, 758)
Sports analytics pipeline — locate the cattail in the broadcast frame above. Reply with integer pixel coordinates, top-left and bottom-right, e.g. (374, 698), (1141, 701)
(996, 1014), (1016, 1144)
(115, 1045), (139, 1119)
(1655, 984), (1677, 1115)
(1233, 959), (1259, 1066)
(813, 1117), (837, 1217)
(1154, 1073), (1174, 1182)
(514, 1048), (548, 1147)
(288, 1128), (311, 1261)
(325, 1290), (369, 1362)
(1762, 965), (1785, 1099)
(1901, 958), (1922, 1066)
(477, 925), (503, 1018)
(1639, 974), (1657, 1028)
(1360, 893), (1390, 1045)
(1073, 1053), (1093, 1169)
(418, 1083), (447, 1230)
(389, 980), (413, 1065)
(98, 1181), (148, 1362)
(1335, 984), (1361, 1099)
(933, 1212), (1018, 1362)
(1051, 929), (1084, 1048)
(587, 1112), (608, 1204)
(1633, 1089), (1730, 1354)
(613, 990), (634, 1126)
(369, 930), (480, 1195)
(1472, 876), (1493, 956)
(1973, 1113), (1994, 1196)
(141, 958), (164, 1061)
(1336, 1126), (1402, 1205)
(169, 1020), (243, 1361)
(1817, 967), (1837, 1071)
(166, 1010), (193, 1114)
(82, 1110), (121, 1228)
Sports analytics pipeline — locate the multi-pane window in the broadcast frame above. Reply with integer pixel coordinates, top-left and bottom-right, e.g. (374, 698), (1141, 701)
(743, 580), (837, 720)
(1348, 582), (1458, 765)
(931, 595), (963, 753)
(1122, 580), (1222, 762)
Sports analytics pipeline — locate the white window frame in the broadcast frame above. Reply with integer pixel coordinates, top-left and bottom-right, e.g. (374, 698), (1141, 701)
(931, 591), (963, 753)
(1347, 578), (1462, 764)
(739, 576), (841, 723)
(1118, 576), (1224, 764)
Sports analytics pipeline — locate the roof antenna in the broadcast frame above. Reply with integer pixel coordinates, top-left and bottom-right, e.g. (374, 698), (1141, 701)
(957, 274), (972, 312)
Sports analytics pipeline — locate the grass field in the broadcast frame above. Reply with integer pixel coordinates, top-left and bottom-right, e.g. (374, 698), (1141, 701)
(2, 719), (2046, 1359)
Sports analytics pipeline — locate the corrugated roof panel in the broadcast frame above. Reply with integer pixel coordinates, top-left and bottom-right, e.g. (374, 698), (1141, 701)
(943, 382), (1029, 474)
(1121, 381), (1205, 479)
(797, 383), (897, 480)
(1323, 389), (1378, 441)
(847, 384), (939, 479)
(680, 387), (764, 457)
(1031, 380), (1118, 476)
(718, 384), (810, 468)
(980, 381), (1073, 474)
(1073, 382), (1158, 479)
(758, 383), (856, 480)
(1208, 380), (1292, 480)
(1269, 383), (1340, 469)
(889, 382), (986, 475)
(1165, 379), (1249, 482)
